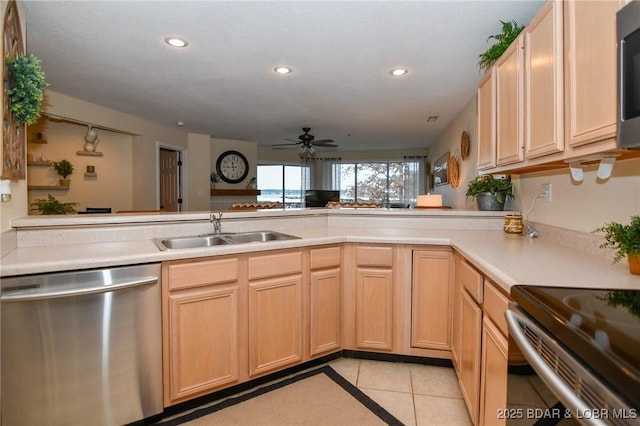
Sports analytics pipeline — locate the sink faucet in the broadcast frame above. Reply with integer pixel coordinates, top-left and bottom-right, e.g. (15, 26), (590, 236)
(210, 212), (223, 234)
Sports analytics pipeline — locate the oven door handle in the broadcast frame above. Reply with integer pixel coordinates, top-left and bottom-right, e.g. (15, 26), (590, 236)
(506, 309), (608, 426)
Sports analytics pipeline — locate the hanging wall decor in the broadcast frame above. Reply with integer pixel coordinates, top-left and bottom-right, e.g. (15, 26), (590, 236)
(2, 0), (25, 180)
(433, 152), (450, 186)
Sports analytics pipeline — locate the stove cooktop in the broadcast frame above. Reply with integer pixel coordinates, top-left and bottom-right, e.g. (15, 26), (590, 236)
(511, 286), (640, 409)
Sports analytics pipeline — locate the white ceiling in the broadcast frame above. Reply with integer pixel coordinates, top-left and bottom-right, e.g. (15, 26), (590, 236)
(23, 0), (543, 152)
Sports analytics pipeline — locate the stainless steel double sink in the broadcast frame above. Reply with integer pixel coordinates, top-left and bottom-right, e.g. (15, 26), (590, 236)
(155, 230), (300, 250)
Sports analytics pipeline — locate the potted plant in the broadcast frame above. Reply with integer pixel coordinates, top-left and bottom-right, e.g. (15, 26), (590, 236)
(594, 215), (640, 275)
(210, 172), (220, 189)
(478, 20), (525, 72)
(30, 194), (78, 215)
(465, 174), (513, 211)
(5, 54), (48, 125)
(52, 159), (74, 186)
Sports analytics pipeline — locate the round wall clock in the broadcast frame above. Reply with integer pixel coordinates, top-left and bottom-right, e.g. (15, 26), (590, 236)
(216, 150), (249, 184)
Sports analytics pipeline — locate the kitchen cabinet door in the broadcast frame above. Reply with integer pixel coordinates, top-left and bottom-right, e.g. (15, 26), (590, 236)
(479, 317), (508, 426)
(166, 285), (239, 403)
(355, 267), (394, 351)
(459, 287), (483, 425)
(477, 68), (497, 170)
(309, 267), (341, 356)
(248, 250), (304, 377)
(411, 249), (452, 351)
(162, 257), (242, 406)
(496, 35), (525, 166)
(524, 0), (564, 159)
(564, 0), (623, 147)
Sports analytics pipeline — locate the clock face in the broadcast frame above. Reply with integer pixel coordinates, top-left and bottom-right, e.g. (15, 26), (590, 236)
(216, 150), (249, 184)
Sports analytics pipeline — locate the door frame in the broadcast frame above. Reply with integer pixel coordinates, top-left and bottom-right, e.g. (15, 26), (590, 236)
(156, 141), (188, 211)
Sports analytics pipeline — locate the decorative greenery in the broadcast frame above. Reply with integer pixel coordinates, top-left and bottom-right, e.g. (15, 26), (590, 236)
(30, 194), (78, 215)
(465, 174), (513, 203)
(5, 54), (48, 125)
(52, 159), (74, 179)
(594, 215), (640, 263)
(478, 20), (525, 72)
(210, 172), (220, 184)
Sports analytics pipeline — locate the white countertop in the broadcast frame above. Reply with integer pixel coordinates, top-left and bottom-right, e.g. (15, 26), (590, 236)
(2, 221), (638, 293)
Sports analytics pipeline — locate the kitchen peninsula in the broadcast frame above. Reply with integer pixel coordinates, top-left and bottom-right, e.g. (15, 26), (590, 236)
(2, 208), (638, 425)
(1, 208), (635, 290)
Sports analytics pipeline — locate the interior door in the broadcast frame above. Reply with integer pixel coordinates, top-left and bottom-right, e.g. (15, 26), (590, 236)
(160, 148), (181, 212)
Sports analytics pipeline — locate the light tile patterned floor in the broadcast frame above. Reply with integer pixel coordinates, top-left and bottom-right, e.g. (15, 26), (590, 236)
(329, 358), (472, 426)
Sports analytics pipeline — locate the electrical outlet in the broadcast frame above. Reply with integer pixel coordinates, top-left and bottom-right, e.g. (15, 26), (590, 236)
(541, 183), (552, 202)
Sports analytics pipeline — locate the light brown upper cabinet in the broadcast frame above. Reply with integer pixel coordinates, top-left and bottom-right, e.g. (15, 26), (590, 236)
(495, 35), (525, 166)
(564, 0), (623, 147)
(524, 0), (564, 159)
(477, 68), (497, 170)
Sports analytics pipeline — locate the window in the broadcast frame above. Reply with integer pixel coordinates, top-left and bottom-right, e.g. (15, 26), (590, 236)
(333, 158), (423, 207)
(257, 164), (310, 208)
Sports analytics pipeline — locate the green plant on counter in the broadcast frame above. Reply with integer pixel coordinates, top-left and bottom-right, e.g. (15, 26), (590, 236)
(465, 174), (513, 203)
(5, 54), (48, 125)
(594, 215), (640, 263)
(478, 20), (525, 72)
(52, 159), (74, 179)
(30, 194), (78, 215)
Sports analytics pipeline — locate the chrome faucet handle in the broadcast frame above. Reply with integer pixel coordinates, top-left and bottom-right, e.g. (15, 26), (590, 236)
(210, 212), (223, 234)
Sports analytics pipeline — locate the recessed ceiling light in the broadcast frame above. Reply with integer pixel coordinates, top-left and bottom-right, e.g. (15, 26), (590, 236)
(165, 37), (188, 48)
(390, 68), (408, 76)
(274, 66), (292, 74)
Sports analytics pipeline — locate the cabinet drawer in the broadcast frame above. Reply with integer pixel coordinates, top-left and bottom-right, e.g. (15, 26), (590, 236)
(248, 251), (302, 280)
(483, 280), (510, 337)
(310, 246), (341, 270)
(167, 258), (238, 291)
(458, 259), (483, 303)
(355, 245), (393, 267)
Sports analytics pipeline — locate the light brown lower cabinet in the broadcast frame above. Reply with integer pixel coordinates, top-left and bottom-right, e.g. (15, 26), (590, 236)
(309, 245), (342, 357)
(162, 256), (244, 406)
(459, 285), (483, 424)
(479, 316), (508, 426)
(354, 245), (395, 351)
(248, 250), (304, 377)
(411, 249), (453, 351)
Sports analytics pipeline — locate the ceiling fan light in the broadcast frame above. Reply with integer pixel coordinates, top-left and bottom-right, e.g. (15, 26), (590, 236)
(391, 68), (408, 76)
(274, 66), (292, 74)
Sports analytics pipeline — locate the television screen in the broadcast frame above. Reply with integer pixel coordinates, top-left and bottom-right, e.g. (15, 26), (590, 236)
(305, 190), (340, 207)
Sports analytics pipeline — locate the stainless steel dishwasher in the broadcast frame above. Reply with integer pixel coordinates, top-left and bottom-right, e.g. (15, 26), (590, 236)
(1, 263), (163, 426)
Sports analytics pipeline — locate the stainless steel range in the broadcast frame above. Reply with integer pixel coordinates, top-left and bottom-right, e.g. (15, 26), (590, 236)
(507, 286), (640, 426)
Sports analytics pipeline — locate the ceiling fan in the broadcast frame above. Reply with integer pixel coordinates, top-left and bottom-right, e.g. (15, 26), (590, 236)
(272, 127), (338, 150)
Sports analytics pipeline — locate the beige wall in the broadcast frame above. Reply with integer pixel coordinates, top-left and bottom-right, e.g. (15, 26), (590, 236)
(188, 133), (213, 212)
(27, 120), (133, 213)
(430, 95), (640, 233)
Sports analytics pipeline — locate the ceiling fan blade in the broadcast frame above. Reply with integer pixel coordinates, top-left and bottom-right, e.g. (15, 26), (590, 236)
(314, 143), (339, 148)
(313, 138), (334, 144)
(272, 142), (300, 147)
(272, 145), (300, 150)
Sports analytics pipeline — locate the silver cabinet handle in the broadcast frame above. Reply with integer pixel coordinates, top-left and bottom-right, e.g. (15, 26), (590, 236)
(1, 276), (158, 302)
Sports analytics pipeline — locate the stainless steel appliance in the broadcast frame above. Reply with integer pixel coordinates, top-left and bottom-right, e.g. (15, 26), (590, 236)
(1, 263), (163, 426)
(507, 286), (640, 425)
(617, 0), (640, 149)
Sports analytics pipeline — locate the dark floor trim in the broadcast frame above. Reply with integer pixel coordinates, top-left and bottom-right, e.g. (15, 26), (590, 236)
(155, 365), (403, 426)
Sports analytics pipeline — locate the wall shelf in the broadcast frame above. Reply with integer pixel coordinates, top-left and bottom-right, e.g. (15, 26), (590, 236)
(27, 185), (69, 190)
(210, 189), (261, 196)
(77, 151), (103, 157)
(84, 172), (97, 178)
(29, 138), (48, 144)
(27, 160), (52, 166)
